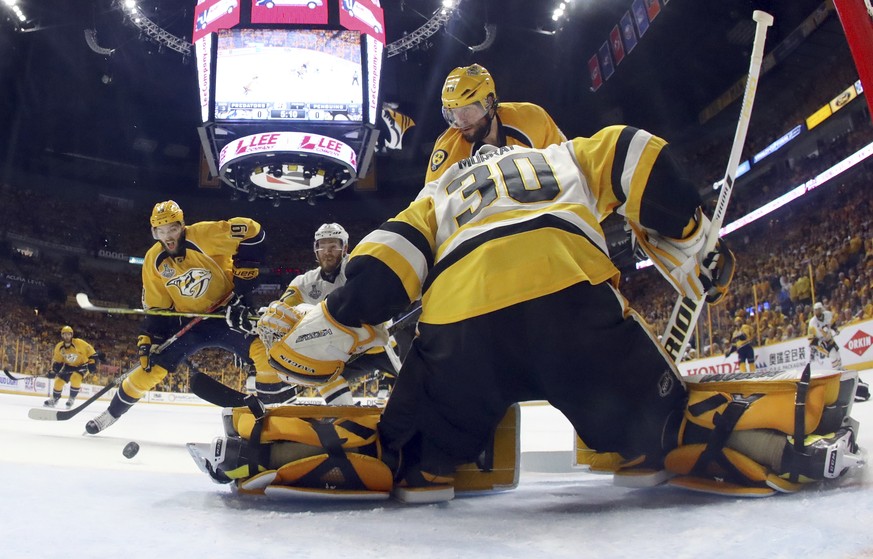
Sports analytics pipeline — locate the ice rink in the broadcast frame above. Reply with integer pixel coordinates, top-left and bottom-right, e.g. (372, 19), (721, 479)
(2, 382), (873, 559)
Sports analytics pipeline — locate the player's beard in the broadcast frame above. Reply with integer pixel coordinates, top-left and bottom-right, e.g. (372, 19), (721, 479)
(161, 231), (186, 256)
(460, 112), (494, 144)
(318, 253), (343, 280)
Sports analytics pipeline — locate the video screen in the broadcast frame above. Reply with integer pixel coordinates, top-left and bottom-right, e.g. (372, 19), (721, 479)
(214, 28), (364, 122)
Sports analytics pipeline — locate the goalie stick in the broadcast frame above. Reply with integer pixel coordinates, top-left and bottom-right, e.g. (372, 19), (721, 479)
(660, 10), (774, 363)
(28, 294), (232, 421)
(190, 303), (424, 409)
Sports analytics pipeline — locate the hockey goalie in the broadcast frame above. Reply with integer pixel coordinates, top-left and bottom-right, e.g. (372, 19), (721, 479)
(189, 128), (865, 502)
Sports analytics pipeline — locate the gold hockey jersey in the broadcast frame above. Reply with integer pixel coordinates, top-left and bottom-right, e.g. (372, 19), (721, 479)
(425, 102), (566, 184)
(335, 126), (701, 326)
(731, 324), (754, 349)
(142, 218), (262, 313)
(52, 338), (97, 369)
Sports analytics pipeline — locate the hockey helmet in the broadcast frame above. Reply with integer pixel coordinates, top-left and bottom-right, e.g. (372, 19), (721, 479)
(441, 64), (497, 128)
(313, 223), (349, 253)
(60, 325), (74, 335)
(814, 302), (824, 311)
(441, 64), (495, 109)
(150, 200), (185, 228)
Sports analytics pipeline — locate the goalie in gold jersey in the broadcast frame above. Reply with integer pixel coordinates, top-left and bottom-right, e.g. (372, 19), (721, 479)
(44, 325), (98, 409)
(86, 200), (273, 434)
(253, 128), (862, 501)
(426, 64), (566, 184)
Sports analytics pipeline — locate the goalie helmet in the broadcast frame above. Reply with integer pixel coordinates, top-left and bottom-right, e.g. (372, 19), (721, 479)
(313, 223), (349, 253)
(150, 200), (185, 228)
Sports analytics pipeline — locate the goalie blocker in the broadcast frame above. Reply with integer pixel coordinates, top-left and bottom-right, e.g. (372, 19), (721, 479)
(187, 403), (520, 503)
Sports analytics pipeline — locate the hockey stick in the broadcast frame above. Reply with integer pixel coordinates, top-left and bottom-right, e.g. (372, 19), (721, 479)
(191, 303), (424, 409)
(2, 368), (22, 381)
(27, 294), (232, 421)
(76, 293), (226, 319)
(660, 10), (774, 362)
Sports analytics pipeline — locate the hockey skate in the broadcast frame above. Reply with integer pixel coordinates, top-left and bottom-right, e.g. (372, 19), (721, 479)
(44, 397), (59, 408)
(85, 410), (118, 434)
(65, 398), (76, 409)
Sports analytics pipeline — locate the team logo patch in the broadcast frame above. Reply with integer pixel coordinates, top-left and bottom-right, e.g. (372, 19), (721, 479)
(167, 268), (212, 298)
(430, 149), (448, 172)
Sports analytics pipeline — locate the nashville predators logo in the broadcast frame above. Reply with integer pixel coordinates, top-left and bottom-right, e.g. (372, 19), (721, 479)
(64, 352), (78, 363)
(430, 149), (448, 172)
(166, 268), (212, 298)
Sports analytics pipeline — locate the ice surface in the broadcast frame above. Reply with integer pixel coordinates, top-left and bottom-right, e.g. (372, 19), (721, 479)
(2, 381), (872, 559)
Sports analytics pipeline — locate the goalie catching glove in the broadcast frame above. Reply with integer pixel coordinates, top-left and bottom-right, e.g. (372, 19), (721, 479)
(262, 300), (388, 386)
(631, 209), (735, 304)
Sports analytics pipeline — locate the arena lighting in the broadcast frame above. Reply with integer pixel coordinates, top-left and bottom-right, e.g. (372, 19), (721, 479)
(2, 0), (30, 27)
(636, 140), (873, 270)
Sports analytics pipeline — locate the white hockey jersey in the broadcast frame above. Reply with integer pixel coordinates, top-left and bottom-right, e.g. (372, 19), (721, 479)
(808, 310), (838, 343)
(280, 257), (348, 306)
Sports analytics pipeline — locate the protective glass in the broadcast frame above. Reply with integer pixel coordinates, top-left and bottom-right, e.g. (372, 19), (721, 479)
(442, 99), (490, 128)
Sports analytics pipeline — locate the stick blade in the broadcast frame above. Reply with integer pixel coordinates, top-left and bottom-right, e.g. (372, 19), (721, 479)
(75, 292), (94, 311)
(752, 10), (774, 26)
(28, 407), (61, 421)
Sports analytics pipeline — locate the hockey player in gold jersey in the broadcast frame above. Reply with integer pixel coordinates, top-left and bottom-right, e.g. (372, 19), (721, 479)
(86, 200), (272, 434)
(727, 315), (756, 372)
(44, 325), (98, 409)
(426, 64), (566, 184)
(256, 128), (862, 501)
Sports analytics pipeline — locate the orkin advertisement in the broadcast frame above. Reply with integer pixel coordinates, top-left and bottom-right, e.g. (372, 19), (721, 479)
(679, 318), (873, 376)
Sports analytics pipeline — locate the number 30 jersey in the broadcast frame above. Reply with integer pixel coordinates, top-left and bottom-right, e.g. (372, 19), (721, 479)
(332, 125), (702, 326)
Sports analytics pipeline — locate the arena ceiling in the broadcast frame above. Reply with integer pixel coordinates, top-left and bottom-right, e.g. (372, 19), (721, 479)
(0, 0), (849, 195)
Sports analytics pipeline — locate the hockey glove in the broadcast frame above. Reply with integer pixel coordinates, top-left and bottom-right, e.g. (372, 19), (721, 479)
(255, 301), (312, 351)
(268, 301), (389, 386)
(138, 334), (155, 372)
(225, 294), (258, 335)
(631, 210), (735, 304)
(48, 362), (62, 379)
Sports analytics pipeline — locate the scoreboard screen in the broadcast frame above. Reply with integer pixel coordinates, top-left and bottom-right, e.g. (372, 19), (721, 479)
(214, 28), (364, 122)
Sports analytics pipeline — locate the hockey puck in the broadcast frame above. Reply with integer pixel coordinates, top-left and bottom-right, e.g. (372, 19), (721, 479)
(122, 441), (140, 459)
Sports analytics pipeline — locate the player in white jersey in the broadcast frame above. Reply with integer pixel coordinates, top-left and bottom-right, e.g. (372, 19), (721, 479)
(258, 223), (400, 405)
(808, 301), (842, 368)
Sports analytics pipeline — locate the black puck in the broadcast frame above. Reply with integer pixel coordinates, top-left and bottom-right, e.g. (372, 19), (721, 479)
(123, 441), (140, 459)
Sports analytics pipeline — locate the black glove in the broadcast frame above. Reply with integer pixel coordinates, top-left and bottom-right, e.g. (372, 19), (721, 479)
(138, 334), (155, 372)
(47, 370), (57, 380)
(225, 294), (258, 335)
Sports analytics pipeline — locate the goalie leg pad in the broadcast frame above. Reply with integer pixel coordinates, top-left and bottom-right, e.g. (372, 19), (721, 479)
(190, 404), (521, 501)
(665, 368), (863, 496)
